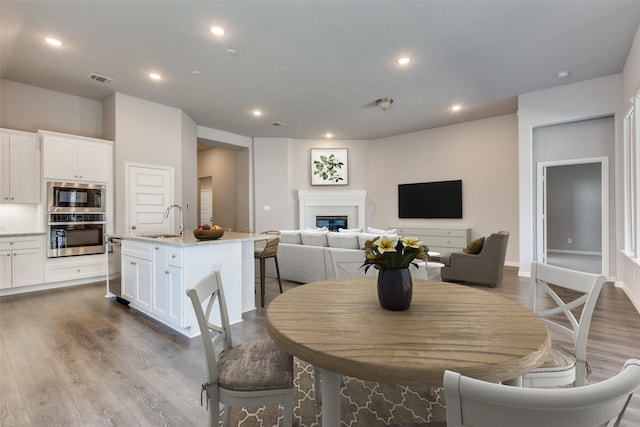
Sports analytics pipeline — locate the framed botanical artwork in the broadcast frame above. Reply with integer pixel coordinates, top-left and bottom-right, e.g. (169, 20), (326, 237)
(311, 148), (349, 185)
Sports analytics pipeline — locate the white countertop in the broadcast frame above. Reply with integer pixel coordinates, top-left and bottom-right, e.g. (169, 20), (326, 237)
(0, 231), (46, 237)
(111, 231), (267, 247)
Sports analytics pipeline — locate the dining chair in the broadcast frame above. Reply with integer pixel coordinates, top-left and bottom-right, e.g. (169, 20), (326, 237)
(186, 270), (294, 427)
(443, 359), (640, 427)
(254, 231), (283, 307)
(522, 261), (607, 387)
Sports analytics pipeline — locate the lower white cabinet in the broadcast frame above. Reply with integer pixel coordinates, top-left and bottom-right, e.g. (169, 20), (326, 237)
(0, 236), (44, 289)
(121, 241), (185, 329)
(121, 241), (153, 312)
(45, 254), (107, 283)
(152, 245), (184, 326)
(118, 237), (249, 338)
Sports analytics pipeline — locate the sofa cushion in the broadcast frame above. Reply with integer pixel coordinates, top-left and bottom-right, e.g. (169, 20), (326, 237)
(301, 230), (329, 247)
(327, 232), (360, 249)
(305, 226), (327, 231)
(367, 227), (398, 234)
(464, 236), (485, 254)
(279, 230), (302, 245)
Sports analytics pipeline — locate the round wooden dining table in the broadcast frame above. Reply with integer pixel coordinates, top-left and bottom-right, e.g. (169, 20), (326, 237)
(266, 277), (551, 427)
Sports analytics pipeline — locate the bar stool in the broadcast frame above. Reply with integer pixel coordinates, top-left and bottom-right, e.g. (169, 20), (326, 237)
(255, 231), (282, 307)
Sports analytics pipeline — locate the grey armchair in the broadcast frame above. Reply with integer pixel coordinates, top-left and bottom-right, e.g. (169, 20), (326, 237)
(440, 231), (509, 288)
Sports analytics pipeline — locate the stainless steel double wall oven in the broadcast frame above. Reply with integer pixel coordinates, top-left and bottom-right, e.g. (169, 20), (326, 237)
(47, 182), (106, 257)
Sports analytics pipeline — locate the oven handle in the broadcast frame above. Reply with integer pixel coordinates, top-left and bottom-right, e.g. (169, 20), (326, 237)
(48, 221), (107, 225)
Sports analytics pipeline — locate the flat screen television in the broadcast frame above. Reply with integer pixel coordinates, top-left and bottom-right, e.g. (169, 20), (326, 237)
(398, 180), (462, 219)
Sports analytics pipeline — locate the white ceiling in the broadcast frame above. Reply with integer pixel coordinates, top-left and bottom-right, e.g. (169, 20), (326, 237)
(2, 1), (640, 141)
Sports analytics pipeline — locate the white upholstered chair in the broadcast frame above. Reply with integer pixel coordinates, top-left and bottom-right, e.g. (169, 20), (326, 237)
(186, 271), (293, 427)
(522, 261), (607, 387)
(443, 359), (640, 427)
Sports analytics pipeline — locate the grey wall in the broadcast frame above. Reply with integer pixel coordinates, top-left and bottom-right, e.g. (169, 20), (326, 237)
(197, 147), (238, 230)
(1, 79), (102, 137)
(533, 116), (614, 258)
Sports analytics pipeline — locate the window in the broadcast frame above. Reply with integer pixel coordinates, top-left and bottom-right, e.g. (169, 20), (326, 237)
(624, 89), (640, 259)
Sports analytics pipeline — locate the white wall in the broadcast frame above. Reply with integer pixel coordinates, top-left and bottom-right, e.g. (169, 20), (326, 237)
(252, 137), (373, 232)
(370, 114), (519, 265)
(181, 111), (197, 230)
(108, 93), (192, 234)
(518, 74), (622, 278)
(253, 138), (292, 232)
(0, 79), (103, 138)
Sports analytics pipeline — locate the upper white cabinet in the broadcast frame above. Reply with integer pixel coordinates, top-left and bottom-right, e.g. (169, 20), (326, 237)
(39, 130), (113, 183)
(0, 129), (40, 204)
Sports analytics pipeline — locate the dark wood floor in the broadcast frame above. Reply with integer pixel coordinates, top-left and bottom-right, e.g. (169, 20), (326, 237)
(1, 267), (639, 426)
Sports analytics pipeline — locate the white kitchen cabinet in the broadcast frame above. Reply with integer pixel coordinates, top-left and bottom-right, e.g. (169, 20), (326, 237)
(0, 129), (40, 204)
(0, 235), (44, 288)
(152, 245), (184, 326)
(122, 254), (153, 312)
(121, 241), (153, 312)
(44, 254), (107, 283)
(39, 130), (112, 183)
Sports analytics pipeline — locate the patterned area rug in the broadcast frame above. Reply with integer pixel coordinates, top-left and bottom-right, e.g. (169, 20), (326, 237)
(220, 359), (447, 426)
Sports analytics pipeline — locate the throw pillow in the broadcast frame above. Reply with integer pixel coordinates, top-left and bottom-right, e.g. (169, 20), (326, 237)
(464, 237), (485, 254)
(327, 232), (360, 249)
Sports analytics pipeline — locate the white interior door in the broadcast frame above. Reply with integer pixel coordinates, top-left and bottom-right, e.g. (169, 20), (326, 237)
(128, 164), (173, 235)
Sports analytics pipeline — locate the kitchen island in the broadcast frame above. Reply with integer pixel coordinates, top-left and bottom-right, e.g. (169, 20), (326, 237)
(111, 232), (264, 338)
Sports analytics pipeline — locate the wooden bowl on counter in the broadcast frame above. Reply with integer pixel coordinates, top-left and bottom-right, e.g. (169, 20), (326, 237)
(193, 228), (224, 240)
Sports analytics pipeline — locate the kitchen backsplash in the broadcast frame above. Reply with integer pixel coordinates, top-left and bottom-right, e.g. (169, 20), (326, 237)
(0, 204), (43, 232)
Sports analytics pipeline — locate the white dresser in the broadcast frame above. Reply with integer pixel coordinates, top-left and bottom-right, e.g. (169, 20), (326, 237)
(393, 226), (471, 256)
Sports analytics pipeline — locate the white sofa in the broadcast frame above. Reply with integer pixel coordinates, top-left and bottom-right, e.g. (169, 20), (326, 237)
(275, 229), (437, 283)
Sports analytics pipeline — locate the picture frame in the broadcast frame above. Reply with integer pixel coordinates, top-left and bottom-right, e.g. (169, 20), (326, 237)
(311, 148), (349, 185)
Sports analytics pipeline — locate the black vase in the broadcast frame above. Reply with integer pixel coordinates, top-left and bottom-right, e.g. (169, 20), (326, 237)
(377, 268), (412, 311)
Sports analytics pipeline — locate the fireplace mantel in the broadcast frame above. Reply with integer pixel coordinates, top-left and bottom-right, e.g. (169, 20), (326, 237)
(298, 190), (366, 230)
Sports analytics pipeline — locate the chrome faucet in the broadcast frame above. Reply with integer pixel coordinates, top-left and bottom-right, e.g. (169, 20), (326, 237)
(164, 204), (184, 237)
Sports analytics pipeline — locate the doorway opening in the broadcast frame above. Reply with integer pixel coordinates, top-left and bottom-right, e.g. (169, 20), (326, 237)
(536, 158), (608, 275)
(198, 176), (213, 226)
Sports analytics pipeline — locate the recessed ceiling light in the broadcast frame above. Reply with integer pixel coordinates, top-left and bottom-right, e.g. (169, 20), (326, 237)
(253, 110), (262, 117)
(210, 26), (225, 36)
(192, 70), (202, 76)
(325, 133), (333, 139)
(225, 49), (239, 56)
(45, 37), (63, 46)
(451, 104), (462, 112)
(557, 71), (570, 79)
(148, 72), (162, 80)
(398, 57), (410, 65)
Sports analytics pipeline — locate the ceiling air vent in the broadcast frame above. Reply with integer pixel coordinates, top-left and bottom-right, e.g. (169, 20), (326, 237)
(89, 73), (115, 84)
(271, 121), (286, 127)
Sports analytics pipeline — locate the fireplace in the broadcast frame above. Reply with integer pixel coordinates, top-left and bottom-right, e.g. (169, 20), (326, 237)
(316, 215), (348, 231)
(298, 190), (367, 230)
